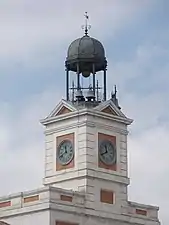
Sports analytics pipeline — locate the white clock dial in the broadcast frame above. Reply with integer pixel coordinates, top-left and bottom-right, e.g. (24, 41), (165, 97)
(99, 140), (116, 165)
(57, 140), (74, 165)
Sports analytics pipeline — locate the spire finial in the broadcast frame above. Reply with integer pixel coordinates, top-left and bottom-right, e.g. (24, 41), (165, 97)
(114, 85), (117, 97)
(111, 85), (117, 99)
(82, 12), (91, 35)
(111, 85), (121, 110)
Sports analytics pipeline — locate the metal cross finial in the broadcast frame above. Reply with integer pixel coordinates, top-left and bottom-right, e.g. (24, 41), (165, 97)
(82, 12), (91, 35)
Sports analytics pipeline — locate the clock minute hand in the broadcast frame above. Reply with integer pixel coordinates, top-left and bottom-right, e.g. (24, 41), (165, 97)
(59, 148), (66, 157)
(104, 145), (108, 154)
(65, 145), (67, 154)
(101, 146), (108, 155)
(59, 152), (65, 158)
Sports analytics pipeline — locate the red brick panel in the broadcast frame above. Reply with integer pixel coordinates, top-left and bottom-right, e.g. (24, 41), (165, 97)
(23, 195), (39, 203)
(60, 195), (72, 202)
(136, 208), (147, 216)
(0, 201), (11, 208)
(100, 189), (114, 204)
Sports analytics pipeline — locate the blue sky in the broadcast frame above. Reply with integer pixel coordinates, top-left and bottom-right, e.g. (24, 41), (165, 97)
(0, 0), (169, 224)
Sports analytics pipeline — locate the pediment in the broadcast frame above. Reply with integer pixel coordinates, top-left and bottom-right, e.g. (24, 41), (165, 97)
(41, 99), (133, 126)
(101, 106), (117, 115)
(95, 99), (126, 118)
(56, 106), (72, 116)
(46, 99), (76, 119)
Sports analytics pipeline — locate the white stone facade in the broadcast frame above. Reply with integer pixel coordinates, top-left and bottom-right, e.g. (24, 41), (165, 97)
(0, 186), (159, 225)
(0, 100), (160, 225)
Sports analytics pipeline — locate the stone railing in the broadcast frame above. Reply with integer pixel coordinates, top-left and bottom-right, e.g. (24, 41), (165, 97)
(122, 201), (159, 221)
(0, 187), (159, 223)
(0, 186), (85, 213)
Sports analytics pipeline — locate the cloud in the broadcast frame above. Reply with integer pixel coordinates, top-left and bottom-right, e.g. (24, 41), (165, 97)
(128, 125), (169, 224)
(0, 89), (61, 194)
(0, 0), (155, 61)
(105, 22), (169, 224)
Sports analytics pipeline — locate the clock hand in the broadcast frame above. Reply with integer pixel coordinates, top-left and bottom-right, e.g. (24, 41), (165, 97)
(59, 152), (65, 158)
(101, 146), (108, 155)
(59, 148), (66, 158)
(65, 146), (67, 154)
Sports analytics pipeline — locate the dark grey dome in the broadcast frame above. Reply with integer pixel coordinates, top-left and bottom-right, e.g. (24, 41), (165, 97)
(65, 35), (107, 72)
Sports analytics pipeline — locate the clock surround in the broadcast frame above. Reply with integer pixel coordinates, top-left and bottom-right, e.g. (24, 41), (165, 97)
(57, 140), (74, 165)
(56, 133), (75, 171)
(99, 140), (116, 165)
(98, 132), (117, 171)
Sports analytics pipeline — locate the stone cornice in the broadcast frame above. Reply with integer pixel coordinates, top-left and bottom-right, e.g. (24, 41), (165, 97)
(44, 120), (129, 135)
(40, 108), (133, 127)
(43, 168), (130, 185)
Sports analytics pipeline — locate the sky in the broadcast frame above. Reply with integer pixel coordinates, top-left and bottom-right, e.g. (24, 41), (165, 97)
(0, 0), (169, 224)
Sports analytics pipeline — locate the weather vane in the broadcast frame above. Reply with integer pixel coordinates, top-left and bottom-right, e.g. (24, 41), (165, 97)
(81, 12), (91, 35)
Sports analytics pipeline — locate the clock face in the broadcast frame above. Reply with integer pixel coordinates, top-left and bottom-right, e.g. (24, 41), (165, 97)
(57, 140), (74, 165)
(99, 140), (116, 165)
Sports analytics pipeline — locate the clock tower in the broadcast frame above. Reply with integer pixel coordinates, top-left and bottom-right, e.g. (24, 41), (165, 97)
(40, 21), (133, 212)
(0, 14), (160, 225)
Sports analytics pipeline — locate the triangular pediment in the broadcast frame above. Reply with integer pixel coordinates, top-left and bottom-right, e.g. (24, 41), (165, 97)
(101, 106), (117, 115)
(95, 99), (126, 118)
(41, 99), (133, 126)
(56, 106), (72, 116)
(46, 99), (76, 119)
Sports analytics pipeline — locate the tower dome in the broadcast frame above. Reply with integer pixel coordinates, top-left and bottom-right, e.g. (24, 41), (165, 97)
(65, 13), (107, 102)
(66, 35), (107, 73)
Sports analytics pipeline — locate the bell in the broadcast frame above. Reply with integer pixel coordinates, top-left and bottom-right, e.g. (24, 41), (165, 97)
(75, 89), (85, 102)
(82, 71), (90, 78)
(86, 89), (95, 101)
(76, 89), (83, 98)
